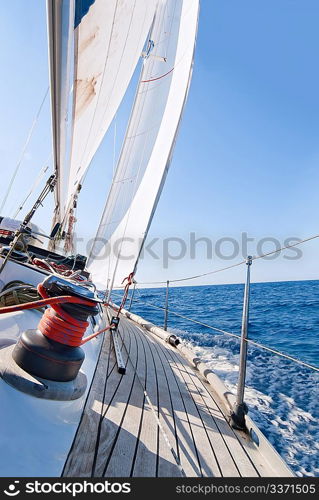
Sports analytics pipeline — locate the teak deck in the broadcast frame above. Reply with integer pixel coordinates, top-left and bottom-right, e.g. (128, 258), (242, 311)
(63, 314), (289, 477)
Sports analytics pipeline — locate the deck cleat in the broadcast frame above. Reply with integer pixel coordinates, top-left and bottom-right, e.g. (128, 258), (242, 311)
(110, 316), (120, 331)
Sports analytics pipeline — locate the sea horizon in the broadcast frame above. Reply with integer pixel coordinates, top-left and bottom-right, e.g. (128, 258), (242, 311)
(130, 277), (319, 290)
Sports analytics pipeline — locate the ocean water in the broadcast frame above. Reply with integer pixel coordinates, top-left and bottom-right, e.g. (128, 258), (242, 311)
(114, 280), (319, 477)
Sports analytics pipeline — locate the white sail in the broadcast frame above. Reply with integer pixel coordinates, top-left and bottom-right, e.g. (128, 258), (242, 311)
(88, 0), (200, 289)
(47, 0), (157, 229)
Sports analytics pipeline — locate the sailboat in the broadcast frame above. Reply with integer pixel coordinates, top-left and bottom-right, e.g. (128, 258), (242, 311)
(0, 0), (293, 478)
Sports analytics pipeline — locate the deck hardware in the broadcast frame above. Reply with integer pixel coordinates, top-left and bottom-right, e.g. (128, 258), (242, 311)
(0, 174), (57, 274)
(12, 275), (100, 382)
(110, 316), (120, 332)
(163, 280), (170, 331)
(231, 255), (252, 431)
(168, 334), (180, 347)
(110, 316), (126, 374)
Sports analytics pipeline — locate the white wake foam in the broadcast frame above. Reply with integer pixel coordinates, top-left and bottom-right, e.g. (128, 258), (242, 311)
(170, 327), (319, 477)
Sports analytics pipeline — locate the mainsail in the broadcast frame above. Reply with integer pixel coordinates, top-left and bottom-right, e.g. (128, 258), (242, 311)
(47, 0), (158, 234)
(88, 0), (200, 289)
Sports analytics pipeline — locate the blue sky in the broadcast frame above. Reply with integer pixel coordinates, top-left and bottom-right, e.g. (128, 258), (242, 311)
(0, 0), (318, 286)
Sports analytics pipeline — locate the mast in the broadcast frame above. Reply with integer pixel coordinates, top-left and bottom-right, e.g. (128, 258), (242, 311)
(47, 0), (75, 242)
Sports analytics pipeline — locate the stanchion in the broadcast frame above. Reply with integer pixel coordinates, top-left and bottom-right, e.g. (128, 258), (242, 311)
(230, 255), (252, 430)
(164, 280), (169, 331)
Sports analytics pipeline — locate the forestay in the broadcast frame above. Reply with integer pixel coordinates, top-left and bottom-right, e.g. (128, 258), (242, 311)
(88, 0), (200, 289)
(47, 0), (157, 231)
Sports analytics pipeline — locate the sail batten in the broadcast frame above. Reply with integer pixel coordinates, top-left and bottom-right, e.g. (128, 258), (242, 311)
(88, 0), (200, 289)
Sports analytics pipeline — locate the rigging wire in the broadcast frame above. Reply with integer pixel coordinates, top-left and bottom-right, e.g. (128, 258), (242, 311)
(12, 164), (50, 219)
(119, 292), (319, 373)
(0, 87), (49, 215)
(137, 233), (319, 285)
(117, 324), (186, 477)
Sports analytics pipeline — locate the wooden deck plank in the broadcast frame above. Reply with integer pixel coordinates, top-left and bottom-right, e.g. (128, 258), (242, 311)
(138, 322), (261, 478)
(127, 323), (160, 477)
(167, 348), (254, 477)
(137, 325), (201, 477)
(63, 332), (113, 477)
(63, 313), (284, 478)
(92, 324), (136, 476)
(103, 324), (147, 477)
(63, 326), (130, 477)
(132, 324), (183, 477)
(167, 350), (260, 477)
(164, 348), (232, 477)
(156, 347), (219, 476)
(153, 337), (225, 477)
(193, 385), (260, 477)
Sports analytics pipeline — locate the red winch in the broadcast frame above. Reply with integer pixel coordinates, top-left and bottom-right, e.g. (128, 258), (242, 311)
(11, 276), (104, 382)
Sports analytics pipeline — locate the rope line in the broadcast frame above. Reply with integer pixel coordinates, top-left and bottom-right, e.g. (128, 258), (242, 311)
(141, 66), (175, 83)
(137, 233), (319, 285)
(119, 324), (186, 476)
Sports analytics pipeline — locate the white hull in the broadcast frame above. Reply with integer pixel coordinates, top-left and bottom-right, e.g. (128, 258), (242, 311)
(0, 258), (105, 476)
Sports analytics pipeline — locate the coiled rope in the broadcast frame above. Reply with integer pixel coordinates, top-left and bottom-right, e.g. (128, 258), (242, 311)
(0, 281), (43, 310)
(0, 286), (111, 347)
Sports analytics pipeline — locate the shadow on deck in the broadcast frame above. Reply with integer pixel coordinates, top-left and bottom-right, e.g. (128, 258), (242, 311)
(62, 314), (290, 477)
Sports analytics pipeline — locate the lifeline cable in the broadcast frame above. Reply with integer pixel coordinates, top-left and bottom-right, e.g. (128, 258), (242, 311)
(122, 291), (319, 373)
(137, 233), (319, 285)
